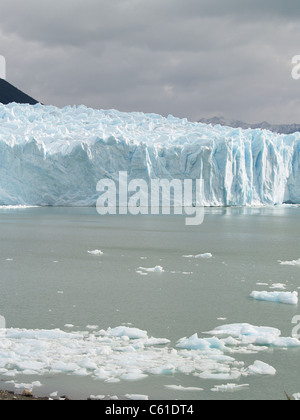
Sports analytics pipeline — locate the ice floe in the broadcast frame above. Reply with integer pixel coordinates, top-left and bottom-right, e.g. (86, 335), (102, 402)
(279, 258), (300, 267)
(8, 381), (42, 392)
(164, 385), (203, 392)
(270, 283), (286, 290)
(89, 394), (105, 400)
(183, 253), (212, 259)
(206, 323), (300, 347)
(136, 266), (165, 276)
(211, 383), (249, 392)
(125, 394), (149, 400)
(99, 326), (148, 340)
(87, 250), (104, 256)
(250, 291), (298, 305)
(247, 360), (276, 376)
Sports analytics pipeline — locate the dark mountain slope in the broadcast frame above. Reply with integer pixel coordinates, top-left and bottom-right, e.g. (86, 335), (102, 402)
(0, 78), (39, 105)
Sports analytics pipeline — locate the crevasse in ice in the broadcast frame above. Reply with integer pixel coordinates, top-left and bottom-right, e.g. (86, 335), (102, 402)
(0, 103), (300, 206)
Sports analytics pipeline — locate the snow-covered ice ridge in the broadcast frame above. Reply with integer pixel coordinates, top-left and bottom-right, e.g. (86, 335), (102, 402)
(1, 103), (300, 206)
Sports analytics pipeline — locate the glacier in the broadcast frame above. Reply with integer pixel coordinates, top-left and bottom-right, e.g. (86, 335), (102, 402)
(0, 103), (300, 206)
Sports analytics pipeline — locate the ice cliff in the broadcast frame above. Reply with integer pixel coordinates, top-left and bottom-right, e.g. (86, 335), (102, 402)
(0, 103), (300, 207)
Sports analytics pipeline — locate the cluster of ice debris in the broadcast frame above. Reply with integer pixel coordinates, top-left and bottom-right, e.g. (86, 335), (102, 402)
(0, 323), (299, 386)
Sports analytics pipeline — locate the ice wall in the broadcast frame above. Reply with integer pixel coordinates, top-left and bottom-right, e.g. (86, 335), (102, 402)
(0, 103), (299, 206)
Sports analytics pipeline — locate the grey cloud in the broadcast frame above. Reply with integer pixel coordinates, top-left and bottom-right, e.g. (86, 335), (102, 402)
(1, 0), (300, 48)
(0, 0), (300, 123)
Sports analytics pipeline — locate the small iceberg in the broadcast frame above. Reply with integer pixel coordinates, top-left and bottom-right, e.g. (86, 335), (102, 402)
(137, 266), (165, 274)
(87, 250), (104, 256)
(183, 253), (212, 259)
(211, 383), (249, 393)
(206, 323), (300, 347)
(250, 291), (298, 305)
(100, 326), (148, 340)
(247, 360), (276, 376)
(164, 385), (203, 392)
(279, 258), (300, 267)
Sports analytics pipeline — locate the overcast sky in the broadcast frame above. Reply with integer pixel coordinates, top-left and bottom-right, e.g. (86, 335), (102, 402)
(1, 0), (300, 123)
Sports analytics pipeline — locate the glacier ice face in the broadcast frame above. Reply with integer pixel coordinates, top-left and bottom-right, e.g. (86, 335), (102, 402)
(0, 103), (300, 206)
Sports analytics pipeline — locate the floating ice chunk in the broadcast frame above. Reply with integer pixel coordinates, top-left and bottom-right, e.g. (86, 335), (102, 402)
(197, 371), (242, 381)
(89, 395), (105, 400)
(28, 381), (42, 388)
(78, 358), (98, 370)
(16, 361), (45, 372)
(87, 250), (104, 256)
(207, 323), (281, 339)
(137, 266), (165, 273)
(93, 368), (110, 381)
(125, 394), (149, 400)
(51, 361), (79, 373)
(272, 337), (300, 347)
(104, 326), (148, 339)
(270, 283), (286, 290)
(41, 328), (80, 344)
(182, 253), (212, 259)
(279, 258), (300, 266)
(50, 391), (58, 398)
(74, 368), (89, 376)
(144, 337), (170, 346)
(176, 334), (226, 351)
(195, 253), (213, 259)
(120, 372), (148, 381)
(105, 377), (120, 383)
(246, 360), (276, 376)
(3, 370), (18, 377)
(211, 383), (249, 392)
(164, 385), (203, 392)
(14, 381), (42, 391)
(22, 369), (39, 376)
(250, 291), (298, 305)
(206, 323), (300, 347)
(149, 364), (176, 375)
(140, 265), (165, 273)
(86, 325), (99, 330)
(136, 270), (148, 276)
(208, 324), (300, 348)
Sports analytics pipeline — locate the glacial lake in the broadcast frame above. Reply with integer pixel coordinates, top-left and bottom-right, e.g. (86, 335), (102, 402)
(0, 206), (300, 400)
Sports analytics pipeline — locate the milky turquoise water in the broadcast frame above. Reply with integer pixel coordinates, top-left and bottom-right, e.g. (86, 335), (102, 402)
(0, 206), (299, 400)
